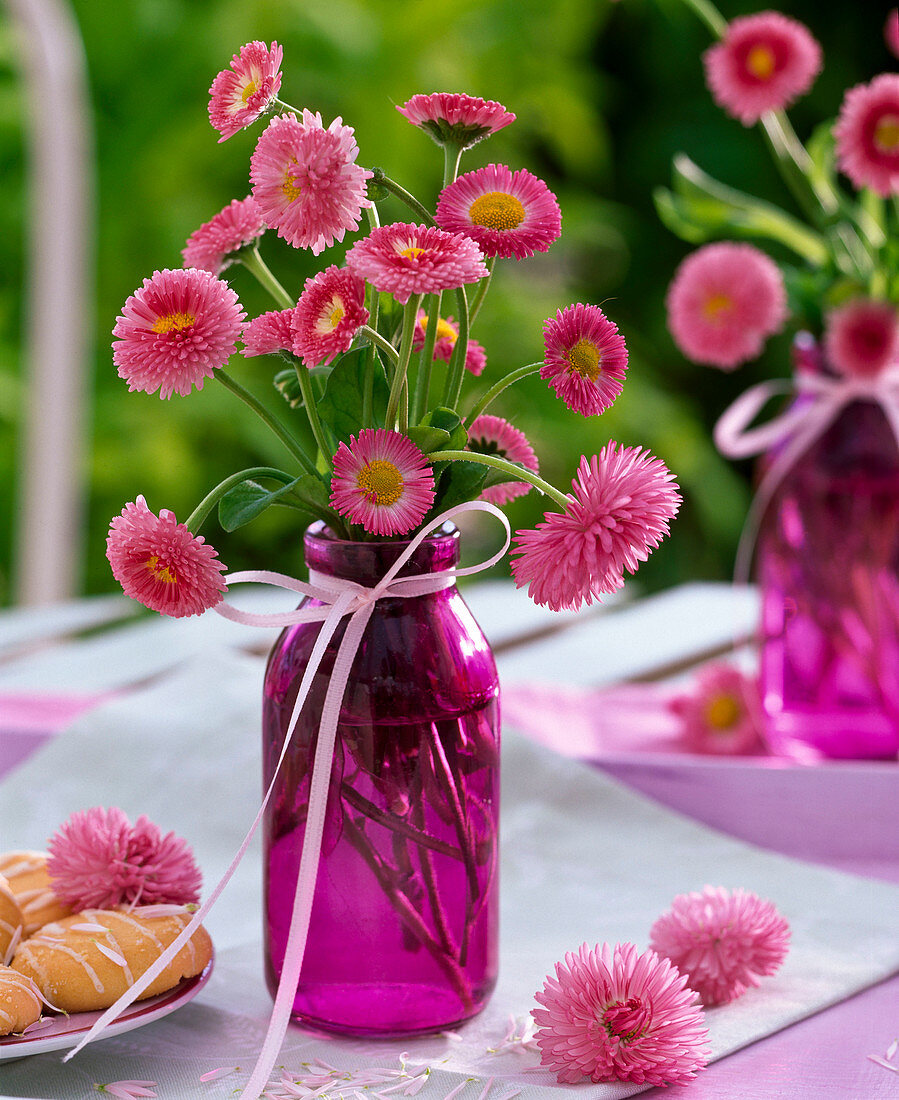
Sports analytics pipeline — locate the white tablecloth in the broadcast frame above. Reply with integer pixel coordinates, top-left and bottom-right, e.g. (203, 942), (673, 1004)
(2, 648), (899, 1099)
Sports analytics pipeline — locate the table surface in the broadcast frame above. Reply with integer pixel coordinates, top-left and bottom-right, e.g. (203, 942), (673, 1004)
(0, 579), (897, 1099)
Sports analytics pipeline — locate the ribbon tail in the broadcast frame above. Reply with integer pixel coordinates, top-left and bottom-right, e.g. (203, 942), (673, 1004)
(64, 590), (356, 1063)
(238, 600), (376, 1100)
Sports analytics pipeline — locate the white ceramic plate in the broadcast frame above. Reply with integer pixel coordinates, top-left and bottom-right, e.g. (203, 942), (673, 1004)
(0, 957), (213, 1061)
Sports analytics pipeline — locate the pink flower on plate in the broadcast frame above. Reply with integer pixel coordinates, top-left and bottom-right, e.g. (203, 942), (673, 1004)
(666, 242), (787, 369)
(540, 303), (628, 416)
(412, 310), (487, 375)
(182, 196), (267, 275)
(468, 414), (539, 506)
(208, 40), (282, 142)
(703, 12), (822, 126)
(330, 429), (435, 536)
(835, 74), (899, 196)
(106, 496), (228, 617)
(670, 663), (763, 755)
(650, 886), (791, 1006)
(532, 942), (709, 1086)
(397, 92), (516, 149)
(435, 164), (561, 260)
(47, 807), (202, 911)
(241, 307), (297, 357)
(95, 1081), (158, 1099)
(250, 111), (372, 254)
(824, 298), (899, 378)
(511, 445), (681, 611)
(292, 265), (369, 366)
(112, 268), (245, 398)
(345, 222), (488, 304)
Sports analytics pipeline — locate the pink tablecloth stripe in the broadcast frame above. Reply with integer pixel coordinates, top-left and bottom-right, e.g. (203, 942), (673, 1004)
(0, 693), (111, 778)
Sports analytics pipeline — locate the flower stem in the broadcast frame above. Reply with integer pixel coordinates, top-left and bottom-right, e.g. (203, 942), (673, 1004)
(240, 247), (295, 310)
(428, 448), (570, 509)
(369, 169), (435, 225)
(468, 258), (495, 328)
(360, 324), (400, 364)
(386, 296), (422, 429)
(362, 204), (381, 427)
(443, 143), (463, 189)
(464, 361), (543, 426)
(412, 294), (442, 423)
(294, 365), (332, 465)
(216, 370), (317, 475)
(677, 0), (727, 37)
(442, 287), (470, 409)
(185, 467), (294, 533)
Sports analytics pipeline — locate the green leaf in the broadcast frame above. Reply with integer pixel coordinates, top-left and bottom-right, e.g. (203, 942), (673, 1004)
(316, 348), (389, 445)
(274, 368), (303, 408)
(405, 425), (452, 453)
(421, 406), (468, 451)
(430, 459), (488, 516)
(655, 154), (830, 266)
(218, 473), (333, 531)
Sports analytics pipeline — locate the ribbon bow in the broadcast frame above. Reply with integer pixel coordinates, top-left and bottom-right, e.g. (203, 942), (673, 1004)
(66, 500), (511, 1100)
(713, 367), (899, 585)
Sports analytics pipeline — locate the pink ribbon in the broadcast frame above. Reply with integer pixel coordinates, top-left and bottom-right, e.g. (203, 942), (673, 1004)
(65, 500), (510, 1100)
(713, 367), (899, 585)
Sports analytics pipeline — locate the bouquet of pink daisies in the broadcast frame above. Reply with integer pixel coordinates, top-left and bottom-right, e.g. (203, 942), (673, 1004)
(661, 3), (899, 374)
(105, 41), (680, 617)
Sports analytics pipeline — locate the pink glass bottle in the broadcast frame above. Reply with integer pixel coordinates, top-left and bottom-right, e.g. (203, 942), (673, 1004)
(262, 521), (500, 1035)
(758, 345), (899, 760)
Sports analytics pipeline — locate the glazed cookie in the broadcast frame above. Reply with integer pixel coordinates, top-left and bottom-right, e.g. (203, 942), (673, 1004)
(11, 906), (212, 1013)
(0, 965), (42, 1036)
(0, 875), (24, 965)
(0, 851), (71, 934)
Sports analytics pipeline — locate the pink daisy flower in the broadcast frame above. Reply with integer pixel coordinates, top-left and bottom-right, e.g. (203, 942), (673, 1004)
(650, 886), (791, 1006)
(345, 222), (488, 304)
(106, 496), (228, 617)
(835, 74), (899, 196)
(532, 942), (709, 1087)
(824, 298), (899, 378)
(511, 445), (681, 612)
(241, 307), (297, 357)
(670, 663), (763, 755)
(435, 164), (561, 261)
(666, 242), (787, 369)
(112, 268), (245, 398)
(887, 11), (899, 60)
(468, 414), (539, 506)
(292, 265), (369, 366)
(412, 310), (487, 375)
(703, 12), (822, 126)
(46, 806), (202, 911)
(250, 110), (372, 255)
(540, 303), (628, 416)
(208, 40), (283, 142)
(396, 92), (516, 149)
(329, 429), (435, 536)
(182, 196), (267, 275)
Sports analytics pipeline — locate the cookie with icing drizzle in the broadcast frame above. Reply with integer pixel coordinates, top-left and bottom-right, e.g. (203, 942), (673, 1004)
(0, 965), (42, 1036)
(11, 906), (212, 1013)
(0, 851), (72, 935)
(0, 875), (25, 966)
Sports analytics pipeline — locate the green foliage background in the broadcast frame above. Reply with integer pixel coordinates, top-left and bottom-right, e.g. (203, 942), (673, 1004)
(0, 0), (889, 603)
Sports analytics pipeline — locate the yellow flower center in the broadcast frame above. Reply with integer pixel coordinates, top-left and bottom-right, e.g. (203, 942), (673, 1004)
(468, 191), (526, 231)
(356, 459), (404, 506)
(400, 245), (428, 261)
(702, 292), (732, 321)
(316, 296), (345, 334)
(436, 317), (458, 343)
(146, 555), (177, 584)
(282, 160), (302, 202)
(705, 693), (741, 730)
(152, 312), (195, 335)
(874, 114), (899, 154)
(564, 338), (601, 382)
(241, 79), (258, 103)
(745, 44), (776, 81)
